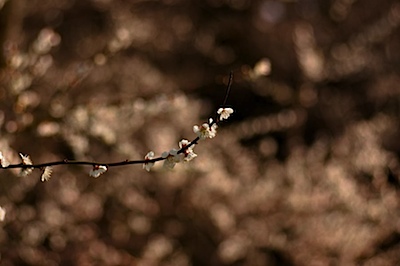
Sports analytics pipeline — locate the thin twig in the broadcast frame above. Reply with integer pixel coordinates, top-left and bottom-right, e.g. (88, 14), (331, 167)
(1, 72), (234, 171)
(222, 71), (233, 107)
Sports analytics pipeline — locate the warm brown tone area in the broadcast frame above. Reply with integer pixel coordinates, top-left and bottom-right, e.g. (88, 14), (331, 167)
(1, 0), (400, 265)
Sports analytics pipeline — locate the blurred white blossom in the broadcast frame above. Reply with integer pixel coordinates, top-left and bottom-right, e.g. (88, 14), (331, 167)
(143, 151), (155, 172)
(0, 151), (9, 167)
(162, 149), (182, 169)
(32, 28), (61, 54)
(0, 206), (5, 222)
(217, 108), (234, 121)
(252, 58), (271, 77)
(89, 165), (108, 178)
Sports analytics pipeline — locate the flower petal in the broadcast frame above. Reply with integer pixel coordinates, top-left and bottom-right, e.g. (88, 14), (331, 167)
(89, 165), (108, 178)
(41, 167), (53, 182)
(143, 151), (155, 172)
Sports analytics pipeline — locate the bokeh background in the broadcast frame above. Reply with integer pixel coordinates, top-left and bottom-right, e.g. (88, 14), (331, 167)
(1, 0), (400, 265)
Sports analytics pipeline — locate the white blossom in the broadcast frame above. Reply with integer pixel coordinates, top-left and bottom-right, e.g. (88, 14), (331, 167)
(0, 151), (10, 167)
(41, 167), (53, 182)
(0, 206), (5, 222)
(179, 139), (197, 162)
(20, 168), (34, 177)
(163, 157), (175, 169)
(20, 153), (32, 165)
(171, 149), (184, 162)
(193, 122), (218, 139)
(89, 165), (108, 178)
(143, 151), (155, 172)
(19, 153), (33, 177)
(162, 149), (182, 169)
(179, 139), (192, 150)
(184, 150), (197, 162)
(217, 107), (234, 121)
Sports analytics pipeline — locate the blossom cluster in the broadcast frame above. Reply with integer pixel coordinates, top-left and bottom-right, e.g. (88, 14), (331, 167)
(143, 107), (234, 171)
(0, 106), (234, 178)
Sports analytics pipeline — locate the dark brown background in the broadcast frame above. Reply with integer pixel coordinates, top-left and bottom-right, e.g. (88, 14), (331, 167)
(1, 0), (400, 265)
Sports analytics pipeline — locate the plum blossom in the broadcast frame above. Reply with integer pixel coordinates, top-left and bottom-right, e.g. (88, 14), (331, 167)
(143, 151), (155, 172)
(217, 107), (234, 121)
(161, 149), (182, 169)
(19, 153), (33, 177)
(41, 166), (53, 182)
(193, 121), (218, 139)
(19, 153), (32, 165)
(183, 150), (197, 162)
(179, 139), (197, 162)
(89, 165), (108, 178)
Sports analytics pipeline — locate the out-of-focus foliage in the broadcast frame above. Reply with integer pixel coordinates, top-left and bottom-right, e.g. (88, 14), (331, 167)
(1, 0), (400, 265)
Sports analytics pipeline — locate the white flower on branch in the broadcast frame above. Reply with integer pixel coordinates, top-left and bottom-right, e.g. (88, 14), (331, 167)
(89, 165), (108, 178)
(19, 153), (32, 165)
(19, 153), (33, 177)
(217, 107), (234, 121)
(41, 167), (53, 182)
(162, 149), (183, 169)
(0, 152), (10, 167)
(193, 121), (218, 140)
(143, 151), (155, 172)
(0, 206), (5, 222)
(184, 150), (197, 162)
(179, 139), (197, 162)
